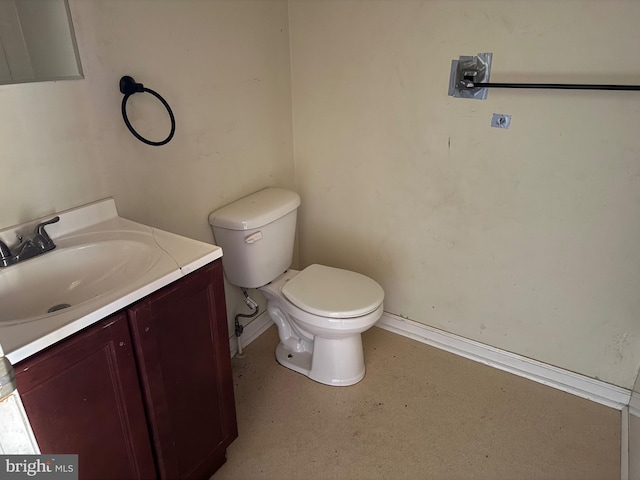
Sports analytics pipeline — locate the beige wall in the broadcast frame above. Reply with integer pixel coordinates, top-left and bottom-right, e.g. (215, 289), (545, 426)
(0, 0), (293, 240)
(289, 0), (640, 388)
(2, 0), (640, 391)
(0, 1), (294, 331)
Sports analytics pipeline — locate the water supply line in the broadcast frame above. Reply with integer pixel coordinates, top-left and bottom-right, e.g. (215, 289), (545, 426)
(234, 289), (259, 357)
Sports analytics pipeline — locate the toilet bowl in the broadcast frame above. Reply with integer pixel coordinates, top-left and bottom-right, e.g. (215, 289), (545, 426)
(260, 265), (384, 386)
(208, 187), (385, 386)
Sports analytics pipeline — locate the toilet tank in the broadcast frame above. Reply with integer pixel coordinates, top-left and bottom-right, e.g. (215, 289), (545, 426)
(208, 188), (301, 288)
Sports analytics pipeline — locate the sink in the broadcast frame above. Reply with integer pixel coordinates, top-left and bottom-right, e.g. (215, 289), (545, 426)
(0, 237), (163, 325)
(0, 197), (222, 365)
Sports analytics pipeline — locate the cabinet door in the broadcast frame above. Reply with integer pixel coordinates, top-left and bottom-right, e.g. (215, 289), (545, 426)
(128, 260), (237, 480)
(15, 313), (157, 480)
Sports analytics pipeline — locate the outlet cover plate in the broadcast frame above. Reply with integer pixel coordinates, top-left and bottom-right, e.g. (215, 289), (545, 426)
(491, 113), (511, 128)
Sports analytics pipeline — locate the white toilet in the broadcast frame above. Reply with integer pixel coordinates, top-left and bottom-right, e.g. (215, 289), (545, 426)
(209, 187), (384, 386)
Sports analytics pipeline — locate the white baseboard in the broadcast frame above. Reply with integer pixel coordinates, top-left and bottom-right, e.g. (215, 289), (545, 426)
(376, 312), (631, 410)
(229, 311), (273, 358)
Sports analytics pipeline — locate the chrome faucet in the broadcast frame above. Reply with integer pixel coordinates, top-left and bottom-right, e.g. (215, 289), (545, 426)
(0, 216), (60, 267)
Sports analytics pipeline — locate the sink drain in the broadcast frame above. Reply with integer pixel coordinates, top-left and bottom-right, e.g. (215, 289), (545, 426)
(48, 303), (71, 313)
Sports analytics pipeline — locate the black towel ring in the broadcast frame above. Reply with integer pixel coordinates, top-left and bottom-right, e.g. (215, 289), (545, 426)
(119, 76), (175, 146)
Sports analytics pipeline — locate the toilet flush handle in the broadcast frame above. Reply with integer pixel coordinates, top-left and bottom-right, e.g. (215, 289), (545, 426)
(245, 231), (263, 244)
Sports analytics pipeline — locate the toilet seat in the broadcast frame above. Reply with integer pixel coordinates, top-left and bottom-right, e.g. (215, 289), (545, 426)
(281, 264), (384, 318)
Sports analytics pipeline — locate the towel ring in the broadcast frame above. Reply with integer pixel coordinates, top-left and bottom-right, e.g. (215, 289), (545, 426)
(119, 76), (175, 146)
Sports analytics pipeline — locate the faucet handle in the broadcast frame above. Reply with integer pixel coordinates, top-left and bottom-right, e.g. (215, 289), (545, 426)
(34, 216), (60, 242)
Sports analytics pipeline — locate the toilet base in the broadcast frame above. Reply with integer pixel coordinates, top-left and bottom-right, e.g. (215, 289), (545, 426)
(275, 343), (312, 377)
(275, 334), (366, 387)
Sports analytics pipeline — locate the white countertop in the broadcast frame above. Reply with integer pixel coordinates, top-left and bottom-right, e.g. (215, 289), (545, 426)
(0, 198), (222, 365)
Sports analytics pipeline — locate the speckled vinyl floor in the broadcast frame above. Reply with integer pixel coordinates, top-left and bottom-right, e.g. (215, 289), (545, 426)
(213, 325), (620, 480)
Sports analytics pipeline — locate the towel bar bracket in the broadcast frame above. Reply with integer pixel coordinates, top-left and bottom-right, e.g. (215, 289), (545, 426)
(448, 53), (640, 99)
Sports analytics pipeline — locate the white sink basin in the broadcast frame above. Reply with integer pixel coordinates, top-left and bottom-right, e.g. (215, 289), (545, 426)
(0, 198), (222, 365)
(0, 237), (163, 325)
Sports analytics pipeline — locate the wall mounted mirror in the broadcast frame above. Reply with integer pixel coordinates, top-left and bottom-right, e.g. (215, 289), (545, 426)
(0, 0), (83, 85)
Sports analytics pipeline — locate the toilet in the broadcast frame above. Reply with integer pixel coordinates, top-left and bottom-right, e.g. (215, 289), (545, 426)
(209, 187), (384, 386)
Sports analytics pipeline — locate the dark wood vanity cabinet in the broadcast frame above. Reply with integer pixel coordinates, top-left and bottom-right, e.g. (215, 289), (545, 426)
(128, 260), (238, 479)
(15, 259), (237, 480)
(16, 312), (157, 480)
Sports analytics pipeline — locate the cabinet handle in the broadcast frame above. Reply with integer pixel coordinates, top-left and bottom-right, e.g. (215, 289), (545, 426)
(102, 320), (117, 329)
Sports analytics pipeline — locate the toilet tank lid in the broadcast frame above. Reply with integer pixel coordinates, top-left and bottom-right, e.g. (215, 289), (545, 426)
(208, 187), (301, 230)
